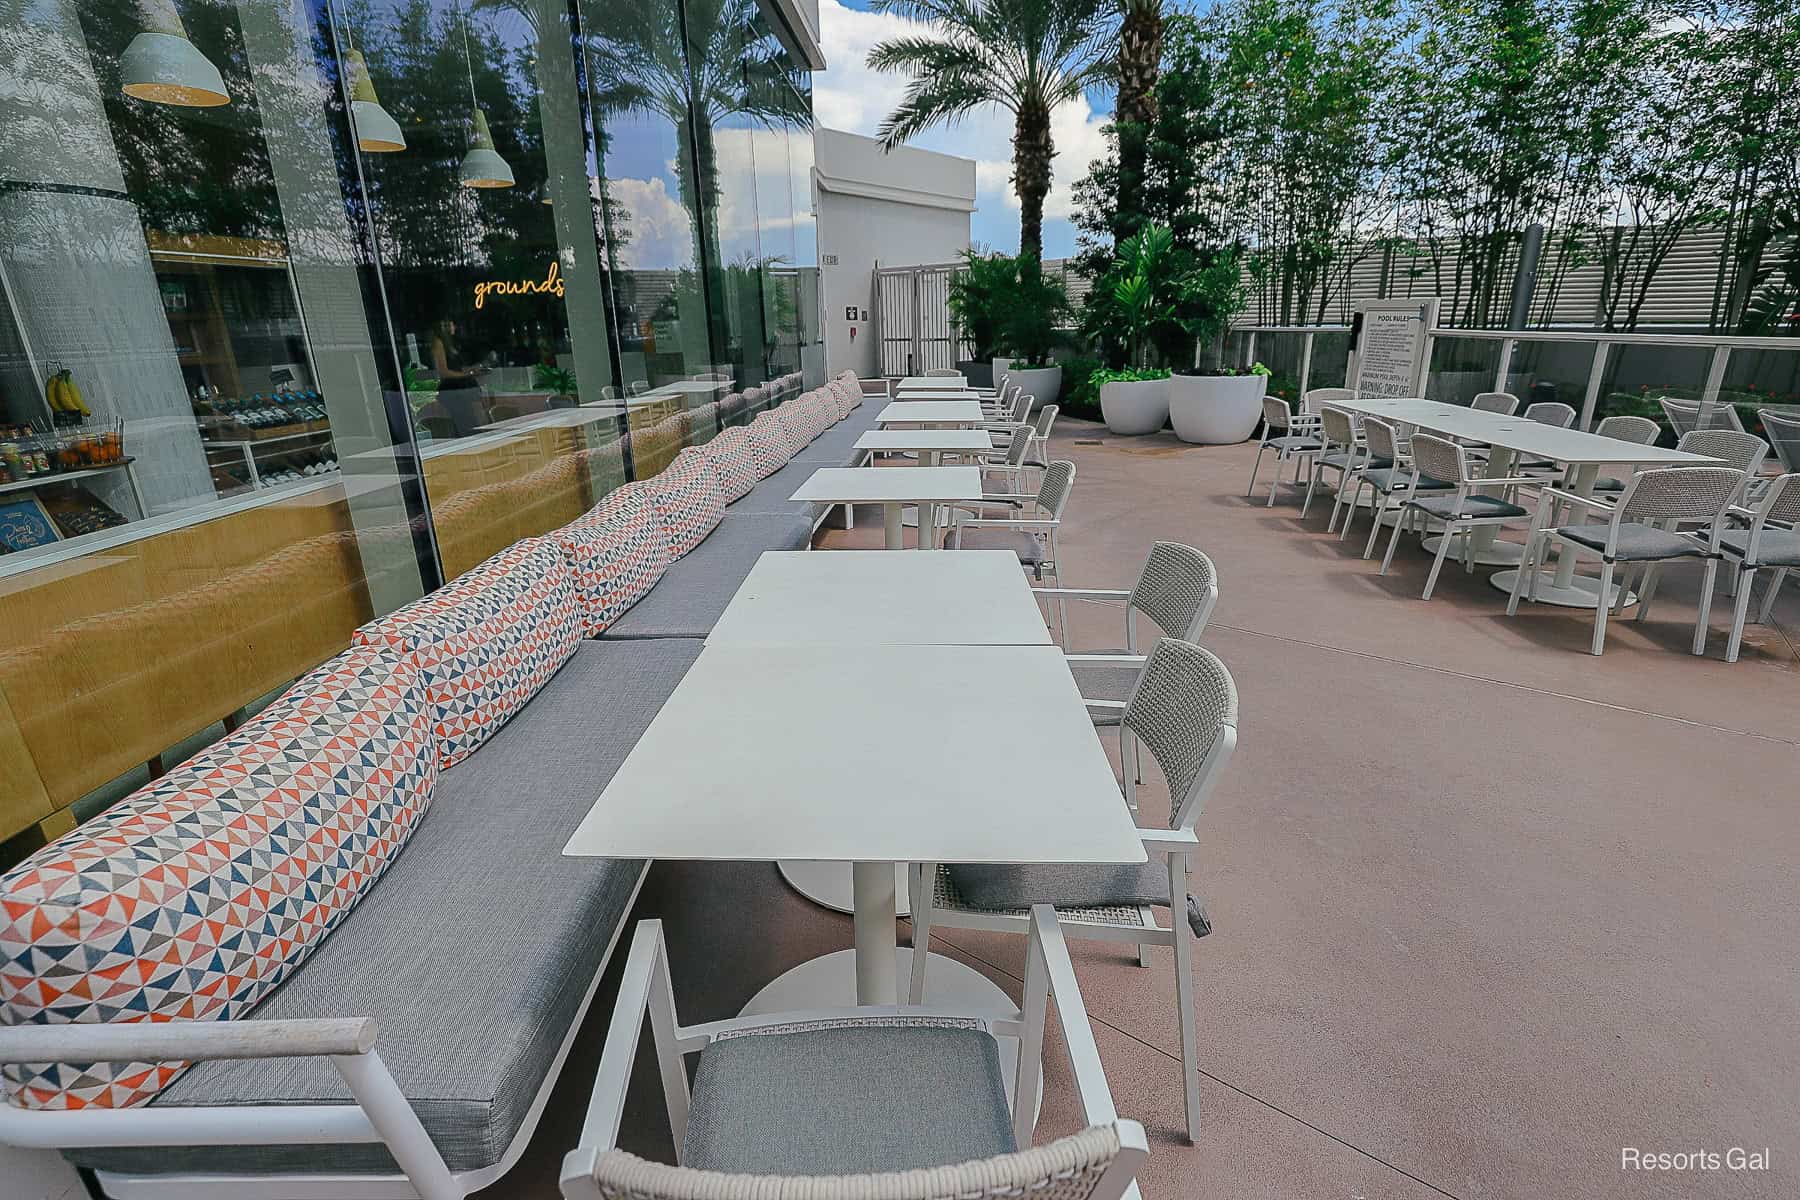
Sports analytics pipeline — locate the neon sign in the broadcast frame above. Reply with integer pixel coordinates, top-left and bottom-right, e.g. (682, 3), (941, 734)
(473, 260), (565, 310)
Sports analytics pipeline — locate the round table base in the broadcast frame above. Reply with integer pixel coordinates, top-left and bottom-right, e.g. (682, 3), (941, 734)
(1421, 534), (1526, 567)
(779, 859), (911, 916)
(1489, 569), (1637, 610)
(741, 948), (1040, 1115)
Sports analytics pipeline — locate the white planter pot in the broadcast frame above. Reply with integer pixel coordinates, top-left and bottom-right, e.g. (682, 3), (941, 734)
(1100, 377), (1170, 436)
(990, 357), (1012, 393)
(1167, 373), (1266, 444)
(1009, 365), (1062, 413)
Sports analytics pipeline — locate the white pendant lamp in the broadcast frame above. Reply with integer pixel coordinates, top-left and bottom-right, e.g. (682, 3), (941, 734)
(121, 0), (229, 107)
(457, 5), (514, 189)
(346, 49), (405, 152)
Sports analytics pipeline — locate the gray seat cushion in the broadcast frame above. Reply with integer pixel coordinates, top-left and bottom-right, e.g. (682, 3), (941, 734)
(603, 512), (815, 639)
(682, 1022), (1015, 1175)
(70, 638), (704, 1179)
(1719, 527), (1800, 567)
(1319, 450), (1391, 470)
(1067, 655), (1140, 727)
(1265, 434), (1321, 450)
(946, 861), (1169, 910)
(736, 458), (831, 517)
(1556, 523), (1708, 561)
(1360, 468), (1453, 493)
(953, 527), (1047, 566)
(1403, 493), (1527, 521)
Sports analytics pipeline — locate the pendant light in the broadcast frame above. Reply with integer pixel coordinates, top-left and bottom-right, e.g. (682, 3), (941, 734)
(120, 0), (229, 107)
(457, 5), (514, 189)
(346, 43), (405, 153)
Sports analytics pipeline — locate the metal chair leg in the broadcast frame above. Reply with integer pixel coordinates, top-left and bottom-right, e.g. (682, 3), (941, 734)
(1379, 503), (1408, 575)
(1245, 445), (1266, 497)
(1758, 567), (1788, 624)
(1726, 566), (1755, 662)
(1363, 493), (1391, 559)
(1422, 520), (1457, 599)
(1693, 558), (1719, 656)
(1591, 561), (1615, 655)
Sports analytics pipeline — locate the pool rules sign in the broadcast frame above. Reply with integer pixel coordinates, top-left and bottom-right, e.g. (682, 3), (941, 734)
(1347, 298), (1438, 397)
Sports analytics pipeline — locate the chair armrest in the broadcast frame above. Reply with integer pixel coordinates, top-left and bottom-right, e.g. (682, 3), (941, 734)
(1138, 828), (1200, 852)
(1466, 475), (1542, 489)
(0, 1018), (376, 1065)
(1038, 588), (1131, 601)
(959, 518), (1058, 529)
(1066, 654), (1146, 666)
(1083, 700), (1128, 713)
(1537, 487), (1614, 515)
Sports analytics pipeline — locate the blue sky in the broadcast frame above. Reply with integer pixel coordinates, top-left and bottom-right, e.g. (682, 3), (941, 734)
(816, 0), (1117, 259)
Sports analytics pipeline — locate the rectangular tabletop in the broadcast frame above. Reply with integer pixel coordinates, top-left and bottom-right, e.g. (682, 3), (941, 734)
(896, 375), (967, 389)
(789, 465), (982, 505)
(565, 643), (1144, 865)
(891, 390), (984, 402)
(876, 400), (985, 425)
(707, 550), (1051, 647)
(855, 429), (995, 455)
(644, 379), (731, 396)
(1333, 396), (1721, 466)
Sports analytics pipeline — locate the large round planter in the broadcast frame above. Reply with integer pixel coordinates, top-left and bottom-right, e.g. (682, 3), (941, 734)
(1009, 365), (1062, 413)
(1168, 373), (1266, 444)
(1100, 377), (1170, 436)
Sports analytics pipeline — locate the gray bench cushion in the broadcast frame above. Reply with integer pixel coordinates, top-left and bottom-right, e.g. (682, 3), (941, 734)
(70, 638), (704, 1179)
(945, 861), (1170, 910)
(682, 1022), (1015, 1175)
(602, 512), (815, 639)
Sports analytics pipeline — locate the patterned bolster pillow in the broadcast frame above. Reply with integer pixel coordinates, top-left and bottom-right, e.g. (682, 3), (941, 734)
(0, 644), (435, 1110)
(702, 426), (760, 503)
(354, 537), (582, 768)
(549, 489), (674, 636)
(774, 402), (814, 451)
(804, 392), (834, 438)
(745, 412), (793, 477)
(829, 377), (861, 418)
(642, 447), (725, 557)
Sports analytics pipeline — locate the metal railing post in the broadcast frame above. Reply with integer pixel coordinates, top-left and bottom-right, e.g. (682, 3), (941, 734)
(1578, 342), (1611, 430)
(1495, 338), (1515, 394)
(1702, 345), (1731, 406)
(1299, 332), (1314, 394)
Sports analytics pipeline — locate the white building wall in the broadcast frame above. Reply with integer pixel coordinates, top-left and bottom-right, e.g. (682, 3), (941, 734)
(813, 129), (974, 378)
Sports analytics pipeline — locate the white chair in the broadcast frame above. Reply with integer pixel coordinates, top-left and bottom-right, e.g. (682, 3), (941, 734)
(1300, 387), (1354, 420)
(1716, 472), (1800, 661)
(949, 462), (1078, 635)
(1378, 433), (1533, 598)
(1471, 391), (1520, 415)
(1524, 401), (1576, 428)
(1661, 395), (1747, 437)
(1340, 417), (1453, 557)
(1757, 408), (1800, 473)
(909, 638), (1239, 1145)
(1302, 405), (1386, 528)
(1507, 466), (1744, 655)
(560, 914), (1148, 1200)
(1589, 415), (1662, 494)
(1246, 396), (1322, 506)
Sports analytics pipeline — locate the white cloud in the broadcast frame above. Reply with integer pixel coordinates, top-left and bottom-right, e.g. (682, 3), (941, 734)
(813, 0), (1109, 254)
(607, 175), (694, 271)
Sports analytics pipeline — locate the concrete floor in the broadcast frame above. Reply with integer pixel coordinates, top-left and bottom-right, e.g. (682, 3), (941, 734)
(481, 420), (1798, 1200)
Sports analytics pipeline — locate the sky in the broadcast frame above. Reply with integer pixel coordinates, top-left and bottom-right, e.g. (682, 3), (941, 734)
(814, 0), (1115, 260)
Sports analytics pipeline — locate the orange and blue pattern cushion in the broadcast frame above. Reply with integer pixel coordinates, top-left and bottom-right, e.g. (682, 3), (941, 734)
(702, 427), (760, 502)
(0, 644), (435, 1110)
(643, 447), (725, 556)
(745, 412), (792, 475)
(354, 537), (582, 768)
(549, 497), (673, 636)
(774, 401), (815, 450)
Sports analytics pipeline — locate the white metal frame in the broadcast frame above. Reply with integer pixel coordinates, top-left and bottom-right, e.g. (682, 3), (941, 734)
(1245, 396), (1322, 507)
(907, 663), (1239, 1146)
(0, 864), (649, 1200)
(1717, 473), (1799, 662)
(1378, 434), (1537, 598)
(1506, 476), (1734, 655)
(1300, 406), (1373, 528)
(559, 914), (1149, 1200)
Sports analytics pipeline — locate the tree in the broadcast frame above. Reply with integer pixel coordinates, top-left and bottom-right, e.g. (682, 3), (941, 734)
(867, 0), (1114, 260)
(1111, 0), (1165, 242)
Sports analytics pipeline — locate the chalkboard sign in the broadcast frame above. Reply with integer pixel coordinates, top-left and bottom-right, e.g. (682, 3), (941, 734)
(0, 494), (60, 553)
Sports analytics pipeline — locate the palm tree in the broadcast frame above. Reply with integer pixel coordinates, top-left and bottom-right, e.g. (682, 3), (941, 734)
(1113, 0), (1164, 240)
(868, 0), (1114, 261)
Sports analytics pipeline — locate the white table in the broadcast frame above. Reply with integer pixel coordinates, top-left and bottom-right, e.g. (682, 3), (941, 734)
(892, 389), (983, 402)
(709, 549), (1055, 915)
(896, 375), (968, 389)
(854, 429), (994, 466)
(564, 643), (1144, 1019)
(876, 400), (985, 431)
(1334, 396), (1721, 607)
(645, 379), (732, 397)
(790, 465), (981, 551)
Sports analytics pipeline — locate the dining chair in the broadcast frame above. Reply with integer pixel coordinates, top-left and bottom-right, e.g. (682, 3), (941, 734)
(1471, 391), (1520, 415)
(1608, 429), (1769, 607)
(982, 387), (1033, 439)
(561, 913), (1148, 1200)
(949, 462), (1078, 636)
(980, 380), (1021, 417)
(1661, 395), (1747, 437)
(909, 637), (1239, 1145)
(925, 367), (961, 377)
(1589, 415), (1662, 493)
(1021, 403), (1060, 484)
(1524, 401), (1576, 428)
(974, 420), (1036, 490)
(1716, 473), (1800, 661)
(629, 380), (651, 395)
(1301, 386), (1355, 417)
(1757, 408), (1800, 472)
(1507, 466), (1744, 655)
(1378, 433), (1534, 598)
(1247, 396), (1323, 506)
(1303, 405), (1387, 527)
(1340, 417), (1454, 557)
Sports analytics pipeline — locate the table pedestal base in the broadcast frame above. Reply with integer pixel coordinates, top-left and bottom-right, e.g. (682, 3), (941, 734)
(779, 859), (911, 916)
(741, 948), (1040, 1115)
(1421, 534), (1525, 567)
(1489, 569), (1636, 610)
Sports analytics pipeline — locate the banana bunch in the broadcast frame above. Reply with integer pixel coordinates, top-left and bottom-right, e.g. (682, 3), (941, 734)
(45, 370), (92, 419)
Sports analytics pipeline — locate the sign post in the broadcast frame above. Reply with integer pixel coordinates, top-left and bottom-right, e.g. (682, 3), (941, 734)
(1347, 298), (1438, 397)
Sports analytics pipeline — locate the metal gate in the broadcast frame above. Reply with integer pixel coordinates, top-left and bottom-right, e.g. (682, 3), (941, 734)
(874, 263), (960, 377)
